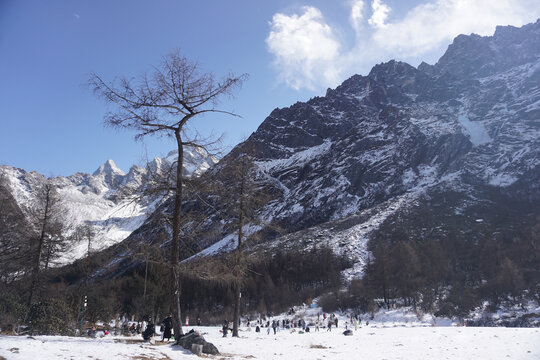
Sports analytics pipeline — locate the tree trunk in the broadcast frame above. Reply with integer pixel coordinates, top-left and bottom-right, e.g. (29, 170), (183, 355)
(143, 255), (148, 310)
(87, 232), (91, 255)
(232, 158), (246, 337)
(232, 282), (241, 337)
(43, 236), (54, 270)
(27, 185), (51, 308)
(170, 129), (184, 338)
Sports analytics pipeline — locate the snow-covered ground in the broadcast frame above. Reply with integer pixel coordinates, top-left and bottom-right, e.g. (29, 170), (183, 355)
(1, 325), (539, 360)
(1, 306), (538, 360)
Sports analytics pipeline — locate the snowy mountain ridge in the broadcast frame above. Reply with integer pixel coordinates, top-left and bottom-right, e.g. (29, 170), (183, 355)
(0, 147), (218, 265)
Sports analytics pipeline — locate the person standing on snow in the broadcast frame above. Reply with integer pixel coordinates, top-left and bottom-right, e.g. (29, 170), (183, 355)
(161, 314), (173, 342)
(222, 319), (229, 337)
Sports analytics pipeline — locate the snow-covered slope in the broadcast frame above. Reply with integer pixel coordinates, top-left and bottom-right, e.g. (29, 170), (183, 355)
(0, 147), (217, 265)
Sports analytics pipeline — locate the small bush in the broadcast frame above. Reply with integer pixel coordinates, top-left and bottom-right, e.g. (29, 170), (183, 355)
(318, 293), (339, 313)
(27, 300), (74, 335)
(0, 294), (27, 332)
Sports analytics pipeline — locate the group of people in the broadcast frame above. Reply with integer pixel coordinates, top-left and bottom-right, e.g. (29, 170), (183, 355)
(86, 326), (110, 337)
(84, 313), (187, 342)
(85, 315), (149, 338)
(237, 311), (368, 335)
(141, 314), (174, 342)
(85, 314), (172, 342)
(324, 313), (339, 331)
(88, 310), (368, 341)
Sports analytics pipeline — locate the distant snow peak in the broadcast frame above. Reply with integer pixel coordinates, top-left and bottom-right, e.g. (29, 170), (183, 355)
(91, 159), (126, 190)
(93, 159), (125, 176)
(164, 150), (178, 164)
(1, 145), (219, 267)
(458, 115), (491, 146)
(150, 147), (218, 177)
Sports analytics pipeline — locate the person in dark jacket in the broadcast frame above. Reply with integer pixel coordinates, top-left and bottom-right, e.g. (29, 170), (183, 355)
(222, 319), (229, 337)
(161, 314), (173, 342)
(142, 322), (155, 341)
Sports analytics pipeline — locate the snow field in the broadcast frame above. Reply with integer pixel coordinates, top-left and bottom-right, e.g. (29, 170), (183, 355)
(213, 326), (540, 360)
(1, 326), (539, 360)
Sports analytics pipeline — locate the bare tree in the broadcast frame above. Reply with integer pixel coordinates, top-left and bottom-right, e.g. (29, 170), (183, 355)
(219, 150), (271, 337)
(27, 182), (66, 307)
(0, 169), (31, 286)
(74, 223), (95, 258)
(89, 50), (247, 337)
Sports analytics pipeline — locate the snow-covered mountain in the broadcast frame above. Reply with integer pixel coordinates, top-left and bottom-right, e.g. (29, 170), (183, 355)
(4, 20), (538, 285)
(0, 147), (217, 265)
(94, 19), (540, 280)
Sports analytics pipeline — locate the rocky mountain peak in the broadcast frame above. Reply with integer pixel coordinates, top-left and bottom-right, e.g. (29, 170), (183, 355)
(368, 60), (417, 79)
(92, 159), (126, 189)
(92, 159), (125, 177)
(433, 19), (540, 79)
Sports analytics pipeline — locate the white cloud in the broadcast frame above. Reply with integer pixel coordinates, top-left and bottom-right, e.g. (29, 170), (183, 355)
(350, 0), (365, 34)
(371, 0), (540, 56)
(73, 13), (80, 20)
(368, 0), (390, 28)
(266, 6), (342, 90)
(267, 0), (540, 91)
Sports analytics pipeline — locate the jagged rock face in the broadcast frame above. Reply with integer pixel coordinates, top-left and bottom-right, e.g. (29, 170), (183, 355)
(238, 20), (539, 237)
(433, 20), (540, 79)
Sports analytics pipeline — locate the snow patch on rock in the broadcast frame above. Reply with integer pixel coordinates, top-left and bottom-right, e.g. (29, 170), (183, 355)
(458, 115), (491, 146)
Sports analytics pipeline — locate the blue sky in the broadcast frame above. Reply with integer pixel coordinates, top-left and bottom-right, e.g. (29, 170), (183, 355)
(1, 0), (539, 176)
